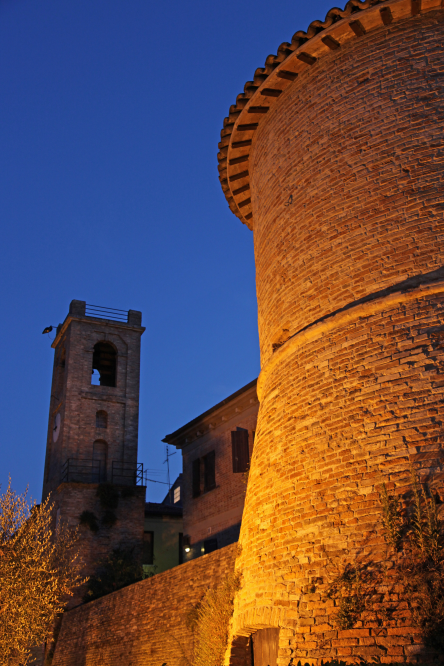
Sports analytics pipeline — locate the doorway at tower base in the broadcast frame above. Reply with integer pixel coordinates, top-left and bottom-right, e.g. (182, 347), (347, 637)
(252, 629), (280, 666)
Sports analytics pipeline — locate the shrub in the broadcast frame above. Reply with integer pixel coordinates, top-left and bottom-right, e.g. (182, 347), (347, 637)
(96, 483), (119, 511)
(324, 468), (444, 649)
(0, 479), (83, 665)
(191, 572), (241, 666)
(79, 510), (99, 533)
(83, 547), (145, 602)
(101, 509), (117, 528)
(120, 485), (136, 499)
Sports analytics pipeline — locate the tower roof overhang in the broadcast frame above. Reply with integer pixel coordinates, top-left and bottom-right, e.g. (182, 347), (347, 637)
(217, 0), (441, 230)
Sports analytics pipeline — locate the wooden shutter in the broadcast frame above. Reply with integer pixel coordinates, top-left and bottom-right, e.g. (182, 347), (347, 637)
(192, 458), (201, 497)
(231, 428), (249, 473)
(143, 531), (154, 565)
(203, 450), (216, 491)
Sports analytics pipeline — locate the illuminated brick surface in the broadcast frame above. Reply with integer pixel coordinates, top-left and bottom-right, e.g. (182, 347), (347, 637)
(224, 5), (444, 663)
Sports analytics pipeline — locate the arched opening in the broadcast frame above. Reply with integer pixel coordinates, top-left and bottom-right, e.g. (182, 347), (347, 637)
(92, 342), (117, 387)
(96, 410), (108, 429)
(92, 439), (107, 482)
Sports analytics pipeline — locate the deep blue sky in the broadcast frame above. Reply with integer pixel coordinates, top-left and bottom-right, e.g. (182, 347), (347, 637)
(0, 0), (336, 502)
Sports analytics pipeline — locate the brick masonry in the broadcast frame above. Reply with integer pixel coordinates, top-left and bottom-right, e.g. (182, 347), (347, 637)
(51, 543), (237, 666)
(251, 7), (444, 367)
(42, 301), (146, 608)
(164, 381), (258, 559)
(219, 3), (444, 664)
(43, 301), (144, 497)
(54, 483), (146, 607)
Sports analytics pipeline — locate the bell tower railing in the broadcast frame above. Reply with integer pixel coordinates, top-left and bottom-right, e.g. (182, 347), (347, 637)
(61, 458), (144, 486)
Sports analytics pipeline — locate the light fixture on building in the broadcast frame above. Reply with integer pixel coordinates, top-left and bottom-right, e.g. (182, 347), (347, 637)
(183, 535), (191, 553)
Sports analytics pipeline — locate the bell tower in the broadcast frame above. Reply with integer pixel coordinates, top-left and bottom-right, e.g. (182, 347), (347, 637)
(43, 299), (145, 497)
(43, 300), (146, 605)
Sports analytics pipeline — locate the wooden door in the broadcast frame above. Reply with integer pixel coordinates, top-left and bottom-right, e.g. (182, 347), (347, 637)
(252, 628), (279, 666)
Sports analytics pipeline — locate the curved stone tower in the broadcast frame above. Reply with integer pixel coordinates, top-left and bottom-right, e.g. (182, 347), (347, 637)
(218, 0), (444, 662)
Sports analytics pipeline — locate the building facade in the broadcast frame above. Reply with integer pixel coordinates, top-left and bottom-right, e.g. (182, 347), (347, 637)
(163, 379), (259, 561)
(218, 0), (444, 662)
(144, 474), (184, 575)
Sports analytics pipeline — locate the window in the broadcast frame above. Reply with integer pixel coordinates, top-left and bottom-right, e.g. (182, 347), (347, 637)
(143, 531), (154, 565)
(92, 342), (117, 387)
(203, 537), (218, 554)
(96, 410), (108, 429)
(192, 459), (201, 498)
(92, 440), (107, 482)
(174, 486), (180, 503)
(192, 452), (216, 497)
(203, 451), (216, 492)
(231, 428), (249, 473)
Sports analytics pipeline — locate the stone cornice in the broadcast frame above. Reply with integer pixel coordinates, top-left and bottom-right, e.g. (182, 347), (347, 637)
(257, 280), (444, 402)
(218, 0), (443, 229)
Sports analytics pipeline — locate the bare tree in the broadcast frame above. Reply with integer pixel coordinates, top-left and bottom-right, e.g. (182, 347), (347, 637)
(0, 479), (83, 665)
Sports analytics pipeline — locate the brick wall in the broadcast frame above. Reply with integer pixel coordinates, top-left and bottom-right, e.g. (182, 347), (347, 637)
(51, 543), (237, 666)
(55, 482), (146, 608)
(223, 6), (444, 664)
(251, 9), (444, 366)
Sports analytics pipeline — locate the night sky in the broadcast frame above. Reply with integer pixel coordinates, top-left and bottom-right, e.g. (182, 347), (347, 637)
(0, 0), (337, 502)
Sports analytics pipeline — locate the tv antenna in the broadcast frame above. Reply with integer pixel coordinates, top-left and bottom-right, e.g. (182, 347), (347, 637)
(163, 445), (176, 502)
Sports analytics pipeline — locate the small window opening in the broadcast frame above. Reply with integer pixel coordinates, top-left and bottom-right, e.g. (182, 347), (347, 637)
(96, 410), (108, 429)
(143, 531), (154, 565)
(92, 341), (117, 387)
(92, 439), (107, 482)
(174, 486), (180, 503)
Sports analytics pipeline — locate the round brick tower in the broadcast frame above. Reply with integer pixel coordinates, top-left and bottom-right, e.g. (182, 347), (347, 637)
(218, 0), (444, 663)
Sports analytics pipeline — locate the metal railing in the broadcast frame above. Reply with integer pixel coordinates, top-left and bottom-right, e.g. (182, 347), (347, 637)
(85, 304), (128, 323)
(61, 458), (105, 484)
(61, 459), (143, 486)
(111, 461), (144, 486)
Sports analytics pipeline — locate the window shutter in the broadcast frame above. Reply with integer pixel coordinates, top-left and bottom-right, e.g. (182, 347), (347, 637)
(203, 450), (216, 491)
(143, 531), (154, 565)
(231, 428), (249, 473)
(192, 459), (201, 497)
